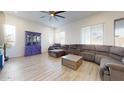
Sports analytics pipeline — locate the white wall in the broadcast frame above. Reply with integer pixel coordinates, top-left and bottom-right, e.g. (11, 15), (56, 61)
(55, 12), (124, 45)
(5, 14), (54, 58)
(3, 12), (124, 57)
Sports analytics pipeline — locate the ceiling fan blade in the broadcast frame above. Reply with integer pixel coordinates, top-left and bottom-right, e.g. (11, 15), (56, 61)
(40, 16), (46, 18)
(55, 11), (66, 14)
(55, 15), (65, 18)
(40, 11), (49, 14)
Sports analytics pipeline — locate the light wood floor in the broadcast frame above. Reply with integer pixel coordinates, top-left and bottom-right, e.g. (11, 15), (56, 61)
(0, 53), (101, 81)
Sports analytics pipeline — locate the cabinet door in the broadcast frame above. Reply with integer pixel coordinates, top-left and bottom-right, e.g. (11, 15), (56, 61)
(31, 45), (41, 55)
(37, 45), (41, 54)
(31, 46), (37, 55)
(25, 46), (32, 56)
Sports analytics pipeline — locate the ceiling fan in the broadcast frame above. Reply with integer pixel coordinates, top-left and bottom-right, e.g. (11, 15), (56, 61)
(40, 11), (66, 21)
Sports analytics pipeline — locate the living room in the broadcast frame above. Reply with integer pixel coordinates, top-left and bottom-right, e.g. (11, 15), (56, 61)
(1, 0), (124, 92)
(0, 11), (124, 81)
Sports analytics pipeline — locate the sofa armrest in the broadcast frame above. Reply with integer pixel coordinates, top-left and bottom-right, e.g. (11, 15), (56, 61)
(105, 63), (124, 80)
(106, 63), (124, 72)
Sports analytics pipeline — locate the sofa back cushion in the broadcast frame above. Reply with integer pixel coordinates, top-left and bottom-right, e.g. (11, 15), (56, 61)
(95, 45), (111, 53)
(69, 44), (77, 49)
(95, 45), (111, 56)
(67, 44), (81, 55)
(53, 43), (61, 47)
(109, 54), (122, 61)
(110, 47), (124, 56)
(82, 45), (95, 51)
(109, 46), (124, 61)
(61, 45), (69, 50)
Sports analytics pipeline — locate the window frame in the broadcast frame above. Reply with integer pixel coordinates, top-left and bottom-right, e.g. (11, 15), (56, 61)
(114, 18), (124, 47)
(4, 24), (16, 47)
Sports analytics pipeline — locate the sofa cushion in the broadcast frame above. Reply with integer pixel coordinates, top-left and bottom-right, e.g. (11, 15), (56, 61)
(101, 58), (122, 65)
(80, 51), (95, 61)
(76, 45), (82, 51)
(110, 47), (124, 56)
(95, 45), (111, 53)
(67, 49), (80, 55)
(53, 43), (61, 47)
(95, 54), (109, 65)
(69, 45), (77, 49)
(109, 46), (124, 61)
(96, 51), (109, 56)
(109, 47), (124, 61)
(54, 47), (61, 49)
(62, 45), (69, 50)
(82, 45), (95, 50)
(109, 54), (122, 61)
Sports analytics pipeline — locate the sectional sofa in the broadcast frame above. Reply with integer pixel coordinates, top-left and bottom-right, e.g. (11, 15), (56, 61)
(48, 44), (124, 81)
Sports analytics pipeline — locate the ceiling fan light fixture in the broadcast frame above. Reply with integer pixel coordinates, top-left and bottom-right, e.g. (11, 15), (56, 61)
(40, 11), (66, 21)
(50, 13), (54, 17)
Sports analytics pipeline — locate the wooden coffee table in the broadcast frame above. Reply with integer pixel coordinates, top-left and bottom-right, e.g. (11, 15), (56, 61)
(62, 54), (82, 70)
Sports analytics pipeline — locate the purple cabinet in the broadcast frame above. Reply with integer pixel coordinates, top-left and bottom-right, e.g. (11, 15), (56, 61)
(24, 31), (41, 56)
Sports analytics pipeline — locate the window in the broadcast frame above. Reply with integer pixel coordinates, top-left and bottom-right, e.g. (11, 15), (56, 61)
(48, 32), (54, 44)
(81, 24), (103, 45)
(115, 19), (124, 47)
(81, 26), (90, 44)
(4, 24), (16, 47)
(55, 31), (65, 44)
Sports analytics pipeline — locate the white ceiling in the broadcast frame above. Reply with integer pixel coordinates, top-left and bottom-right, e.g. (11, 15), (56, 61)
(4, 11), (99, 28)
